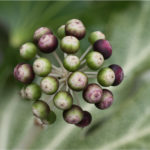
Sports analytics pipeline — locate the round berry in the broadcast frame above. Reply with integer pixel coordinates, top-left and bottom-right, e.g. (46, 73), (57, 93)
(57, 25), (66, 39)
(34, 27), (53, 42)
(95, 89), (113, 109)
(86, 51), (104, 70)
(53, 91), (73, 110)
(20, 87), (27, 99)
(60, 36), (80, 54)
(33, 58), (51, 77)
(109, 64), (124, 86)
(76, 111), (92, 128)
(83, 83), (103, 103)
(65, 20), (86, 40)
(25, 83), (41, 101)
(97, 67), (115, 87)
(20, 42), (37, 59)
(42, 111), (56, 125)
(32, 100), (50, 119)
(40, 76), (59, 95)
(63, 105), (83, 124)
(68, 71), (88, 91)
(88, 31), (105, 44)
(94, 40), (112, 59)
(38, 34), (58, 53)
(14, 63), (35, 84)
(66, 19), (82, 25)
(63, 55), (80, 72)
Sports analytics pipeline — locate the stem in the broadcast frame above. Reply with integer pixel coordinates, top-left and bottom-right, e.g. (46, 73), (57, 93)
(53, 52), (64, 70)
(73, 91), (80, 106)
(59, 82), (65, 90)
(35, 54), (40, 59)
(52, 64), (62, 73)
(64, 53), (67, 58)
(49, 73), (61, 77)
(80, 45), (92, 61)
(79, 66), (88, 72)
(87, 75), (97, 78)
(66, 81), (69, 91)
(80, 59), (86, 65)
(59, 78), (66, 83)
(84, 72), (97, 75)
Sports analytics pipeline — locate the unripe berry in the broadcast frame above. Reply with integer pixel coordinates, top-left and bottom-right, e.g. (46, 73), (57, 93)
(14, 63), (35, 84)
(88, 31), (105, 44)
(86, 51), (104, 70)
(53, 91), (73, 110)
(95, 89), (113, 109)
(57, 25), (66, 39)
(94, 40), (112, 59)
(33, 58), (51, 77)
(76, 111), (92, 128)
(40, 76), (59, 95)
(20, 42), (37, 60)
(63, 105), (83, 124)
(63, 55), (80, 72)
(65, 20), (86, 40)
(20, 87), (27, 99)
(34, 27), (53, 42)
(42, 111), (56, 125)
(60, 36), (80, 54)
(109, 64), (124, 86)
(97, 67), (115, 87)
(25, 83), (41, 101)
(32, 100), (50, 119)
(83, 83), (103, 103)
(38, 34), (58, 53)
(68, 71), (88, 91)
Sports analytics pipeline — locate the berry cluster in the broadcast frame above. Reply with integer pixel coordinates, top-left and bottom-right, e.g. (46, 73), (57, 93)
(14, 19), (124, 128)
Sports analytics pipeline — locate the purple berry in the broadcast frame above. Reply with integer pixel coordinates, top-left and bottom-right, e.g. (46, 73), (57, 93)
(83, 83), (103, 103)
(109, 64), (124, 86)
(63, 105), (83, 124)
(14, 63), (35, 84)
(34, 27), (53, 43)
(76, 111), (92, 128)
(38, 34), (58, 53)
(93, 40), (112, 59)
(95, 89), (113, 110)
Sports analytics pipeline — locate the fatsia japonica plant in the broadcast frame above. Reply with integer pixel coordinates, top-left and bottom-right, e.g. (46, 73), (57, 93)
(13, 19), (124, 128)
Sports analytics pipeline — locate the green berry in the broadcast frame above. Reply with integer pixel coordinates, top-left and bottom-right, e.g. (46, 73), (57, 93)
(57, 25), (66, 39)
(40, 76), (59, 95)
(63, 55), (80, 72)
(60, 36), (80, 54)
(25, 83), (41, 100)
(63, 105), (83, 124)
(33, 57), (51, 77)
(20, 42), (37, 59)
(86, 51), (104, 70)
(42, 111), (56, 125)
(97, 67), (115, 87)
(53, 91), (73, 110)
(32, 100), (50, 119)
(68, 71), (88, 91)
(88, 31), (105, 44)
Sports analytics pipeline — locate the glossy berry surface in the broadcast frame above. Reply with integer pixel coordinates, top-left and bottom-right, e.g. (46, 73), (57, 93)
(25, 83), (41, 100)
(60, 36), (80, 54)
(76, 111), (92, 128)
(32, 100), (50, 119)
(86, 51), (104, 70)
(83, 83), (103, 103)
(63, 105), (83, 124)
(63, 55), (80, 72)
(68, 71), (88, 91)
(88, 31), (105, 44)
(34, 27), (53, 42)
(33, 57), (51, 77)
(20, 42), (37, 60)
(94, 40), (112, 59)
(14, 63), (35, 84)
(57, 25), (66, 39)
(43, 111), (56, 125)
(97, 67), (115, 87)
(38, 34), (58, 53)
(40, 76), (59, 95)
(109, 64), (124, 86)
(95, 89), (113, 109)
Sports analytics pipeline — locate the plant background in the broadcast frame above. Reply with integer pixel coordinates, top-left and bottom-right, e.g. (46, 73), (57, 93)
(0, 1), (150, 150)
